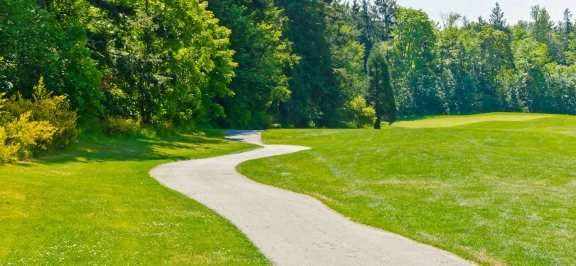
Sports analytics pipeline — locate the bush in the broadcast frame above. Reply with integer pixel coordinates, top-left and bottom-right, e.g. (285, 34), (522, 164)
(0, 93), (57, 163)
(0, 127), (18, 163)
(345, 96), (377, 128)
(105, 117), (140, 137)
(3, 78), (78, 149)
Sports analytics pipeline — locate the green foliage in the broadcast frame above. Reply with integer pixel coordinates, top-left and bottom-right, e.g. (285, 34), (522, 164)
(0, 77), (80, 163)
(366, 44), (396, 127)
(276, 0), (365, 127)
(0, 0), (103, 118)
(2, 0), (576, 131)
(207, 0), (297, 129)
(331, 3), (367, 105)
(0, 91), (58, 163)
(104, 117), (140, 137)
(345, 96), (376, 128)
(1, 112), (57, 161)
(3, 78), (78, 149)
(390, 7), (438, 116)
(383, 5), (576, 118)
(92, 0), (236, 127)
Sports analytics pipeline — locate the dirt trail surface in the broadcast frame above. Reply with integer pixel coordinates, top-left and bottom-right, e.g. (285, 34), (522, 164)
(150, 130), (475, 266)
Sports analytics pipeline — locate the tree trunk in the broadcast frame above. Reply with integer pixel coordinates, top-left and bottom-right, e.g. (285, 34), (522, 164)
(374, 117), (381, 129)
(37, 0), (46, 9)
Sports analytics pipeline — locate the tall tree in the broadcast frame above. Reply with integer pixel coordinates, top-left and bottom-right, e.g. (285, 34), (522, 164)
(358, 0), (375, 72)
(366, 44), (396, 128)
(372, 0), (398, 41)
(330, 2), (366, 102)
(529, 6), (563, 63)
(390, 7), (439, 115)
(208, 0), (297, 129)
(562, 9), (573, 37)
(530, 5), (554, 44)
(435, 14), (475, 114)
(276, 0), (341, 127)
(489, 3), (507, 31)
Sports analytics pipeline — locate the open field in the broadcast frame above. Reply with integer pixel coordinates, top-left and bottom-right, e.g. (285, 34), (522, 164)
(238, 113), (576, 265)
(0, 132), (269, 265)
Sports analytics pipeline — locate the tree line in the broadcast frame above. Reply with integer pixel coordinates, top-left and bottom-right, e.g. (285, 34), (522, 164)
(358, 2), (576, 119)
(1, 0), (576, 132)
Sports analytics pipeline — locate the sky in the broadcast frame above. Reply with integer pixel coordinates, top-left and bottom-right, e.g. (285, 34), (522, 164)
(396, 0), (576, 26)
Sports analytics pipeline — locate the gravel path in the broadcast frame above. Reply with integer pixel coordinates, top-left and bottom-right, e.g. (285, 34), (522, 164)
(150, 130), (475, 266)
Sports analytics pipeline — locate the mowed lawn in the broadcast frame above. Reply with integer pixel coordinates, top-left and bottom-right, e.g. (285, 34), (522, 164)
(0, 132), (270, 265)
(238, 113), (576, 266)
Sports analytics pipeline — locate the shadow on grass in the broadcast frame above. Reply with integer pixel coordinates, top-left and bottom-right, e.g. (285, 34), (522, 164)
(29, 132), (231, 166)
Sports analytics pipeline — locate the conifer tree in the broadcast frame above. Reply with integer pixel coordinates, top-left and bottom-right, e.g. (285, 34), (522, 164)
(373, 0), (398, 41)
(489, 3), (507, 31)
(366, 45), (396, 128)
(563, 9), (573, 37)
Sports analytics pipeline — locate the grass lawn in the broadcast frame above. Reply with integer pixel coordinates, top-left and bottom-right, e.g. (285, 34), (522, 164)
(0, 131), (270, 265)
(238, 113), (576, 266)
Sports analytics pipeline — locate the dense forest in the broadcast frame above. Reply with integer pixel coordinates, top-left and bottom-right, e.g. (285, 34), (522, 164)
(2, 0), (576, 156)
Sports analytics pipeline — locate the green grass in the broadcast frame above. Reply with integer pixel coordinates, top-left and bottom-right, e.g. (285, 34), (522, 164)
(0, 132), (270, 265)
(238, 113), (576, 266)
(395, 112), (554, 128)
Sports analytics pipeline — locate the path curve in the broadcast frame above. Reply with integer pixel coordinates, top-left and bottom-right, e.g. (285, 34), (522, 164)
(150, 130), (475, 266)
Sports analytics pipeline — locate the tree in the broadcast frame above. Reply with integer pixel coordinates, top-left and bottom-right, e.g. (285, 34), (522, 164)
(277, 0), (362, 127)
(207, 0), (297, 129)
(435, 14), (475, 114)
(562, 9), (573, 37)
(530, 5), (554, 43)
(366, 44), (396, 128)
(330, 2), (366, 105)
(358, 0), (375, 72)
(529, 6), (564, 64)
(0, 0), (103, 119)
(64, 0), (237, 127)
(372, 0), (398, 41)
(468, 25), (514, 111)
(489, 3), (507, 31)
(390, 8), (438, 116)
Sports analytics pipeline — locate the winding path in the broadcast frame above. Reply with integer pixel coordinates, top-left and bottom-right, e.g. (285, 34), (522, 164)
(150, 130), (475, 266)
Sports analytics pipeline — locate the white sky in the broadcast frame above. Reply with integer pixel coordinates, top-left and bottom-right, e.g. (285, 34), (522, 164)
(396, 0), (576, 26)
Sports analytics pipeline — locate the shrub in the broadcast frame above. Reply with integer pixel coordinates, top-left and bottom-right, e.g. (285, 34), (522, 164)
(345, 96), (377, 128)
(0, 126), (19, 163)
(4, 112), (57, 160)
(105, 117), (140, 137)
(3, 78), (78, 149)
(0, 93), (57, 163)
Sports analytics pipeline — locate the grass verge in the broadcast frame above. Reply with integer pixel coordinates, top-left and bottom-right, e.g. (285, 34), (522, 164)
(238, 113), (576, 265)
(0, 132), (270, 265)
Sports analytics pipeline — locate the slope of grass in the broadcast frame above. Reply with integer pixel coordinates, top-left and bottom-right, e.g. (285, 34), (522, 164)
(238, 113), (576, 266)
(0, 132), (269, 265)
(395, 112), (553, 128)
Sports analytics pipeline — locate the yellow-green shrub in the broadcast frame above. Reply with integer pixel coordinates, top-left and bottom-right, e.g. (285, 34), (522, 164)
(0, 92), (57, 163)
(4, 112), (57, 160)
(105, 117), (140, 136)
(0, 126), (19, 163)
(345, 96), (377, 128)
(3, 78), (78, 149)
